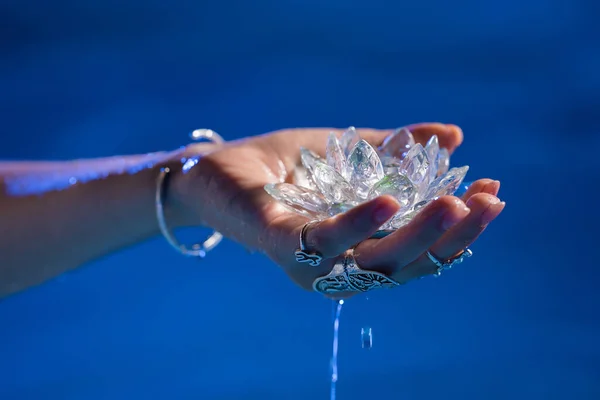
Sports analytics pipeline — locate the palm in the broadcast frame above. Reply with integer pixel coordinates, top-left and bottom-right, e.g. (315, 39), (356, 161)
(179, 124), (503, 294)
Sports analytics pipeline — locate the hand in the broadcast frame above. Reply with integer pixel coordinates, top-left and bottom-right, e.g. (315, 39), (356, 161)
(171, 124), (505, 294)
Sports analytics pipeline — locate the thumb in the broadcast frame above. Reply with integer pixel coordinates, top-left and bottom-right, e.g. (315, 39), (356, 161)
(303, 195), (400, 258)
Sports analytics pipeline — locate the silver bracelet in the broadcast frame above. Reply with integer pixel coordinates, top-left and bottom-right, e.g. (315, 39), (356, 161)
(154, 129), (225, 258)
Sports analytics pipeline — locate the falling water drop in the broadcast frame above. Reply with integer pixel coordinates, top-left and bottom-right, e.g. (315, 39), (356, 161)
(362, 296), (372, 350)
(330, 299), (344, 400)
(361, 327), (373, 350)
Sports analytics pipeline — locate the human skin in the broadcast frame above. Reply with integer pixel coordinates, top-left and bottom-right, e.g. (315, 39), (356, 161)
(0, 123), (504, 297)
(170, 123), (504, 292)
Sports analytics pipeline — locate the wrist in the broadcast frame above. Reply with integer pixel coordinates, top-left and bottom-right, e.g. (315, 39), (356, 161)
(163, 142), (221, 229)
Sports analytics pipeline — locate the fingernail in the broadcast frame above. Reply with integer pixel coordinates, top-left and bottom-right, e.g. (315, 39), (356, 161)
(441, 204), (470, 230)
(481, 200), (506, 224)
(471, 195), (500, 207)
(491, 180), (501, 193)
(490, 180), (500, 191)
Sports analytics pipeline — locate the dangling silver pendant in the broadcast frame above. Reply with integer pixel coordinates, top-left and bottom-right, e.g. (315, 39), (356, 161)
(295, 249), (324, 266)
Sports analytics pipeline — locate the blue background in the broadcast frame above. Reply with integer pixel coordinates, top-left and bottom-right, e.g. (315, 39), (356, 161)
(1, 1), (599, 399)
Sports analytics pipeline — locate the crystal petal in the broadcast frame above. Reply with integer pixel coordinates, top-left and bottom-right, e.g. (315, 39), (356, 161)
(326, 132), (348, 179)
(425, 135), (439, 160)
(388, 209), (418, 229)
(379, 127), (415, 158)
(413, 200), (429, 212)
(368, 174), (416, 212)
(425, 135), (440, 181)
(400, 143), (431, 187)
(312, 161), (356, 203)
(437, 148), (450, 176)
(293, 166), (317, 190)
(379, 219), (395, 231)
(424, 166), (469, 200)
(348, 140), (385, 200)
(264, 183), (329, 218)
(380, 155), (402, 175)
(300, 147), (322, 174)
(339, 126), (360, 157)
(328, 202), (358, 217)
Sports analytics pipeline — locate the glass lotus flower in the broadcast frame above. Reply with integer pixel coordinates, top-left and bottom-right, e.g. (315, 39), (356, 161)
(265, 127), (469, 235)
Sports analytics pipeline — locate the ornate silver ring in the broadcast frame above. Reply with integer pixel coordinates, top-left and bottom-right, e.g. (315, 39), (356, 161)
(313, 250), (400, 294)
(426, 248), (473, 277)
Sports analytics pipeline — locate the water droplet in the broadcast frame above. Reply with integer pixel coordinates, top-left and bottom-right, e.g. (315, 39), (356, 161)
(361, 326), (373, 349)
(182, 157), (199, 173)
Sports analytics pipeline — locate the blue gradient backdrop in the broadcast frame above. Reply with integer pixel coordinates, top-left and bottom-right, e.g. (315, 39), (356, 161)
(1, 1), (599, 399)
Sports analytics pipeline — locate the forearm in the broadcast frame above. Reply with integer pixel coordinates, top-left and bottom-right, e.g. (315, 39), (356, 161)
(0, 146), (212, 297)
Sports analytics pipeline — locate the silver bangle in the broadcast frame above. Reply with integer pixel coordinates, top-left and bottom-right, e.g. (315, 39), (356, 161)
(154, 129), (225, 258)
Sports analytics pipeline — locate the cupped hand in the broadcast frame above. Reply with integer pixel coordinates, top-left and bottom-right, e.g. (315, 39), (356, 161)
(171, 123), (504, 294)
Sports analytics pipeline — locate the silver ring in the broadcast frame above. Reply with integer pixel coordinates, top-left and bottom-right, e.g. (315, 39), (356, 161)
(312, 250), (400, 294)
(294, 221), (324, 266)
(426, 248), (473, 277)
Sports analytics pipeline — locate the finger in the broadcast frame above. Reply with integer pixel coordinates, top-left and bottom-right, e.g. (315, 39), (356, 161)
(461, 179), (500, 202)
(406, 123), (464, 154)
(354, 196), (470, 276)
(401, 193), (505, 280)
(258, 210), (332, 291)
(304, 195), (400, 258)
(260, 195), (400, 291)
